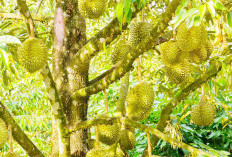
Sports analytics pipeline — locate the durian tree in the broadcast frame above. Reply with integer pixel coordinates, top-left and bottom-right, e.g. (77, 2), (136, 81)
(0, 0), (232, 156)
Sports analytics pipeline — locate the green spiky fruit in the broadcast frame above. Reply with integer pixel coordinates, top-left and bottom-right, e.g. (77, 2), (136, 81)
(204, 40), (213, 59)
(164, 59), (191, 84)
(111, 44), (132, 64)
(86, 144), (124, 157)
(78, 0), (106, 19)
(129, 19), (151, 47)
(191, 101), (216, 126)
(0, 118), (8, 149)
(3, 152), (20, 157)
(98, 116), (120, 145)
(176, 22), (207, 53)
(119, 124), (136, 150)
(190, 46), (208, 63)
(17, 38), (48, 73)
(126, 82), (154, 121)
(160, 40), (181, 66)
(88, 139), (102, 149)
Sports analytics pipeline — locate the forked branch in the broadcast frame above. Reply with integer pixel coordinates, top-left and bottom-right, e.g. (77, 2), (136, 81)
(0, 101), (44, 157)
(72, 0), (182, 99)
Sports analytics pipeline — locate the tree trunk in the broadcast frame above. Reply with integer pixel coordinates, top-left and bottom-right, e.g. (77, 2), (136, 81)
(52, 1), (89, 156)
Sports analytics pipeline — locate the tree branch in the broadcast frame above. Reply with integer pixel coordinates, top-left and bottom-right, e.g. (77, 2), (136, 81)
(142, 57), (225, 157)
(72, 0), (181, 99)
(69, 117), (213, 157)
(0, 13), (51, 22)
(0, 101), (44, 157)
(69, 2), (146, 66)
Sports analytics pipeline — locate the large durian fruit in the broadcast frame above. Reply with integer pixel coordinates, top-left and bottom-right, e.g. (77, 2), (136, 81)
(129, 19), (151, 47)
(17, 37), (48, 73)
(78, 0), (106, 19)
(86, 144), (124, 157)
(191, 100), (216, 126)
(3, 152), (20, 157)
(160, 40), (181, 66)
(176, 22), (207, 53)
(0, 118), (8, 149)
(97, 116), (120, 145)
(119, 123), (136, 150)
(164, 58), (191, 84)
(126, 82), (154, 121)
(88, 139), (102, 150)
(111, 44), (132, 64)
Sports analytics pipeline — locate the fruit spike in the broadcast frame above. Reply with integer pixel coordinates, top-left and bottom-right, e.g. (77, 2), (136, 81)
(191, 100), (216, 126)
(17, 38), (48, 73)
(126, 82), (154, 121)
(78, 0), (106, 19)
(0, 118), (8, 149)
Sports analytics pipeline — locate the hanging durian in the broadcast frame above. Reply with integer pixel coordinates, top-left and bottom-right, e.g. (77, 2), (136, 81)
(126, 82), (154, 121)
(176, 22), (207, 53)
(86, 143), (124, 157)
(78, 0), (106, 19)
(97, 115), (120, 145)
(189, 46), (208, 63)
(119, 123), (136, 150)
(111, 44), (132, 64)
(164, 58), (191, 84)
(129, 19), (151, 47)
(191, 100), (216, 126)
(0, 118), (8, 149)
(17, 37), (48, 73)
(160, 40), (181, 66)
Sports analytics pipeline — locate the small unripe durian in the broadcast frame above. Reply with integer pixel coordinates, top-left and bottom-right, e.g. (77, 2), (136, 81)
(126, 82), (154, 121)
(160, 40), (181, 66)
(191, 101), (216, 126)
(119, 124), (136, 150)
(164, 59), (191, 84)
(78, 0), (106, 19)
(17, 38), (48, 73)
(0, 118), (8, 149)
(97, 115), (120, 145)
(111, 44), (132, 64)
(129, 19), (151, 47)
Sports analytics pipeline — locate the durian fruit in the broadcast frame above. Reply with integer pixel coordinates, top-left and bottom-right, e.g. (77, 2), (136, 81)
(98, 116), (120, 145)
(111, 44), (132, 64)
(119, 123), (136, 150)
(191, 100), (216, 126)
(86, 144), (124, 157)
(3, 152), (19, 157)
(0, 118), (8, 149)
(204, 40), (213, 59)
(88, 139), (102, 149)
(17, 37), (48, 73)
(176, 22), (207, 53)
(164, 59), (191, 84)
(160, 40), (181, 66)
(78, 0), (106, 19)
(126, 82), (154, 121)
(190, 46), (208, 63)
(129, 19), (151, 47)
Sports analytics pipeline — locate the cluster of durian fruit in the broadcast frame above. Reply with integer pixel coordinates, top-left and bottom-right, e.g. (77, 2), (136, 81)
(160, 22), (213, 84)
(16, 37), (48, 73)
(87, 19), (155, 156)
(78, 0), (107, 19)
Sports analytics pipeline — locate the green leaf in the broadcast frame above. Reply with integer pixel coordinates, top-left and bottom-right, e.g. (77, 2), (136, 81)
(126, 8), (132, 23)
(0, 35), (21, 45)
(124, 0), (131, 17)
(199, 4), (206, 18)
(207, 1), (216, 18)
(227, 11), (232, 28)
(215, 1), (225, 10)
(116, 2), (124, 30)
